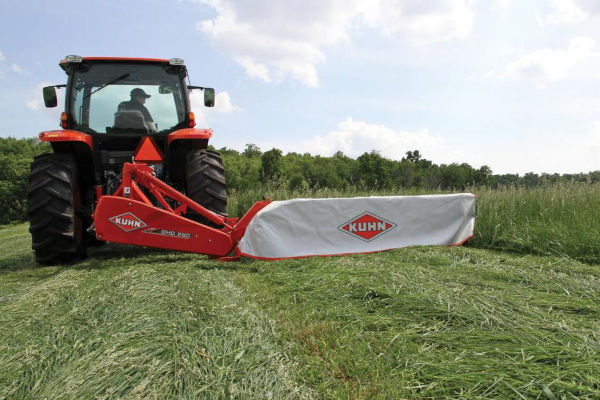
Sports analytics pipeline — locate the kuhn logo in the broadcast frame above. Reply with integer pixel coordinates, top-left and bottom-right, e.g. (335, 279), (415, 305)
(338, 212), (397, 242)
(109, 212), (147, 232)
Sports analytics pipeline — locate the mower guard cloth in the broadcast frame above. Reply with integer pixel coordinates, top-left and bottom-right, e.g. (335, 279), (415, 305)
(237, 193), (476, 260)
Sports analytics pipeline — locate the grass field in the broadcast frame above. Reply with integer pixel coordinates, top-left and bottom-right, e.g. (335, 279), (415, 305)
(1, 184), (600, 399)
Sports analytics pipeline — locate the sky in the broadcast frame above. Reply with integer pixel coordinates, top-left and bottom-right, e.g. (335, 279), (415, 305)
(2, 0), (600, 175)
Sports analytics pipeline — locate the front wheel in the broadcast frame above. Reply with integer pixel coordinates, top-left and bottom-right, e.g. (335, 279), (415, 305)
(27, 153), (86, 264)
(185, 150), (228, 222)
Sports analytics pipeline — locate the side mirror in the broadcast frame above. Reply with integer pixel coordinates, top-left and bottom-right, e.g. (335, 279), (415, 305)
(158, 85), (173, 94)
(43, 86), (58, 108)
(188, 85), (216, 107)
(204, 88), (215, 107)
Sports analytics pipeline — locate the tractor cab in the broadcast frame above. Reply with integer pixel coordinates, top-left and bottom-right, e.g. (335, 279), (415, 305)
(39, 56), (218, 193)
(44, 56), (214, 135)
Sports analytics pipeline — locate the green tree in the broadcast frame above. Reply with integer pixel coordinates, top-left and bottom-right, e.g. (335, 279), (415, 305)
(261, 148), (283, 182)
(474, 165), (492, 186)
(242, 143), (262, 158)
(357, 150), (392, 189)
(0, 137), (50, 224)
(405, 150), (421, 163)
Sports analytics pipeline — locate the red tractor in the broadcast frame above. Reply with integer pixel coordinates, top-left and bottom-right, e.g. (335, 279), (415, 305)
(29, 56), (230, 263)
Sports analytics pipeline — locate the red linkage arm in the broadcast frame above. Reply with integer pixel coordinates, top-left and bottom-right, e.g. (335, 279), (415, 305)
(121, 163), (229, 227)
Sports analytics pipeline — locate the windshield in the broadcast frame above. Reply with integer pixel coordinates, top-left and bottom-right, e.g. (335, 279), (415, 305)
(69, 63), (187, 134)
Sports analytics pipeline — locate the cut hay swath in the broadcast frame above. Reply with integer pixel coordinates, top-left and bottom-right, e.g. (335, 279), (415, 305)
(238, 193), (476, 260)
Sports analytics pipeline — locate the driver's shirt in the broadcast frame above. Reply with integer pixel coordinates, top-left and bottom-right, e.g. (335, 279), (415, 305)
(118, 99), (154, 123)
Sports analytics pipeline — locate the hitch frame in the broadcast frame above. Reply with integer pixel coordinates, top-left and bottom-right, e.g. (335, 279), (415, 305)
(93, 162), (270, 260)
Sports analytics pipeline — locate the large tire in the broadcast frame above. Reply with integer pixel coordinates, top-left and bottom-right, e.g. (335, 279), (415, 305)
(185, 150), (228, 222)
(28, 154), (86, 264)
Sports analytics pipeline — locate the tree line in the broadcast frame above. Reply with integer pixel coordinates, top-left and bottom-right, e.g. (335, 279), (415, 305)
(219, 144), (600, 191)
(220, 145), (493, 191)
(1, 137), (599, 225)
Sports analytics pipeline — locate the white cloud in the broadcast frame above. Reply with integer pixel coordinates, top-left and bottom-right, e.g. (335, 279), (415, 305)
(27, 82), (65, 127)
(0, 51), (6, 78)
(235, 57), (271, 82)
(190, 90), (241, 115)
(486, 37), (599, 88)
(27, 82), (54, 110)
(494, 0), (514, 9)
(587, 121), (600, 147)
(0, 53), (28, 77)
(196, 0), (476, 87)
(542, 0), (600, 24)
(544, 0), (587, 23)
(26, 100), (40, 110)
(302, 117), (463, 164)
(361, 0), (475, 46)
(483, 130), (600, 174)
(213, 91), (242, 113)
(577, 0), (600, 14)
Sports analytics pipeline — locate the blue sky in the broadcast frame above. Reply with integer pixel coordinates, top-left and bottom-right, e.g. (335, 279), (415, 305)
(2, 0), (600, 174)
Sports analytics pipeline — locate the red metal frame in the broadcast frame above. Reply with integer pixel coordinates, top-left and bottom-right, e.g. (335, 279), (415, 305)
(167, 128), (213, 144)
(93, 162), (270, 260)
(39, 130), (93, 151)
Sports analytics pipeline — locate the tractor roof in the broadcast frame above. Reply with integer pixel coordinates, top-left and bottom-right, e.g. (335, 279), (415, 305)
(59, 56), (183, 72)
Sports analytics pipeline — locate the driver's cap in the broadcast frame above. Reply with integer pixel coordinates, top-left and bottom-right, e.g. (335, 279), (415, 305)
(131, 88), (151, 98)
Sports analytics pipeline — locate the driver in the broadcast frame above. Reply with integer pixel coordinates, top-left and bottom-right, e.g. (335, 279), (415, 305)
(118, 88), (157, 132)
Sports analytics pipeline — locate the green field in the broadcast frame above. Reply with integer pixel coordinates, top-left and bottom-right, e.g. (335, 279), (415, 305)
(1, 185), (600, 399)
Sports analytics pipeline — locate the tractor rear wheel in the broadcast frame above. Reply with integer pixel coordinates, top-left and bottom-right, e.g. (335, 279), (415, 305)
(28, 153), (86, 264)
(185, 150), (228, 223)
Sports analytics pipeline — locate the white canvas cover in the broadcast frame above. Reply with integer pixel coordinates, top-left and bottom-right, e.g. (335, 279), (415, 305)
(238, 193), (476, 260)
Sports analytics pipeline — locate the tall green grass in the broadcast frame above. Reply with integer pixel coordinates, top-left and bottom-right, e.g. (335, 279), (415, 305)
(228, 180), (600, 264)
(470, 182), (600, 263)
(227, 180), (439, 222)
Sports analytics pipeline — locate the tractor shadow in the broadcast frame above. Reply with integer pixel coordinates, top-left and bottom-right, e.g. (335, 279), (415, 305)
(0, 254), (43, 275)
(1, 243), (248, 276)
(85, 243), (244, 272)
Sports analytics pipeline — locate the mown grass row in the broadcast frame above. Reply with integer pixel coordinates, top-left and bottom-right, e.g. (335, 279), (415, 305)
(0, 228), (315, 399)
(228, 180), (600, 264)
(236, 248), (600, 398)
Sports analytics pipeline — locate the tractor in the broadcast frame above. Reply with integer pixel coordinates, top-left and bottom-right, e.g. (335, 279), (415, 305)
(29, 56), (228, 263)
